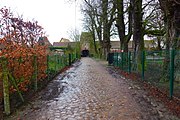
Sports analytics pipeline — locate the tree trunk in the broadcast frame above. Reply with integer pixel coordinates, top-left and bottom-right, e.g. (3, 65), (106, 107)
(159, 0), (180, 49)
(132, 0), (144, 71)
(90, 22), (98, 54)
(158, 0), (180, 82)
(124, 0), (133, 52)
(102, 0), (110, 59)
(133, 0), (143, 51)
(92, 32), (98, 54)
(115, 0), (132, 52)
(124, 41), (129, 53)
(157, 36), (162, 50)
(116, 0), (125, 50)
(168, 7), (180, 49)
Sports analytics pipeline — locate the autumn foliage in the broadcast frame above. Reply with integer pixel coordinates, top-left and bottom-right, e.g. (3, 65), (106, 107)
(0, 7), (47, 93)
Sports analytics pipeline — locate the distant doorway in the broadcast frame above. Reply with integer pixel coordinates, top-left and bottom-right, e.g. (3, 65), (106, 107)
(81, 50), (89, 57)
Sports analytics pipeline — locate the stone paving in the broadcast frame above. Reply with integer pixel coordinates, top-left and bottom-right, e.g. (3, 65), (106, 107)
(5, 58), (179, 120)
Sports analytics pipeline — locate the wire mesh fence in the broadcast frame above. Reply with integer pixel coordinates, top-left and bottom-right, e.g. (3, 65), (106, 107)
(0, 52), (80, 115)
(174, 50), (180, 98)
(110, 49), (180, 99)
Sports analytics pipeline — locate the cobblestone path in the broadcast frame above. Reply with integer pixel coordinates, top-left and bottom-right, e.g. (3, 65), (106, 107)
(5, 58), (178, 120)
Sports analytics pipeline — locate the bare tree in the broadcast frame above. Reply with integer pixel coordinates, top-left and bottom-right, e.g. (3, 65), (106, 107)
(82, 0), (103, 55)
(158, 0), (180, 49)
(114, 0), (133, 52)
(143, 0), (165, 50)
(67, 27), (80, 42)
(82, 0), (116, 59)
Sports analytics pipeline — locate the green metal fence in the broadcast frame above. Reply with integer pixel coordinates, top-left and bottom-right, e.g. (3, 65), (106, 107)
(174, 50), (180, 98)
(111, 49), (180, 99)
(47, 54), (67, 79)
(0, 52), (80, 115)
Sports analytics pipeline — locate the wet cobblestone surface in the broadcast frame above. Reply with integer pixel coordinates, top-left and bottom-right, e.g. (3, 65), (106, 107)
(5, 58), (179, 120)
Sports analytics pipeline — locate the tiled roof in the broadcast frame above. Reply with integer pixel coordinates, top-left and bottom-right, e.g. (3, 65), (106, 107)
(38, 36), (52, 46)
(60, 38), (70, 42)
(53, 42), (69, 47)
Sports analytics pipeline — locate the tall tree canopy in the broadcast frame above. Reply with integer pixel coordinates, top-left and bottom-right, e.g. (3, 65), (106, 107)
(158, 0), (180, 49)
(81, 0), (180, 54)
(82, 0), (116, 58)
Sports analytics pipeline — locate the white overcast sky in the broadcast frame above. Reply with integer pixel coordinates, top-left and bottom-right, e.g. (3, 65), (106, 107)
(0, 0), (82, 43)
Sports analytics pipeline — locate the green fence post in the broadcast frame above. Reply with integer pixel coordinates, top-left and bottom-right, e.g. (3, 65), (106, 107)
(112, 53), (115, 66)
(71, 53), (74, 63)
(121, 52), (124, 69)
(2, 58), (10, 115)
(63, 55), (67, 67)
(116, 52), (119, 67)
(142, 51), (145, 80)
(128, 51), (131, 73)
(57, 55), (59, 70)
(76, 53), (78, 59)
(58, 55), (61, 70)
(62, 55), (64, 68)
(71, 53), (73, 61)
(74, 53), (75, 61)
(170, 49), (175, 99)
(59, 55), (62, 69)
(69, 54), (71, 66)
(55, 55), (57, 73)
(117, 53), (118, 67)
(65, 55), (67, 66)
(71, 53), (72, 63)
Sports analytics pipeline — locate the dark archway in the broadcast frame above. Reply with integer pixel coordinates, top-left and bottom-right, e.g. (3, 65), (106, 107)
(81, 50), (89, 57)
